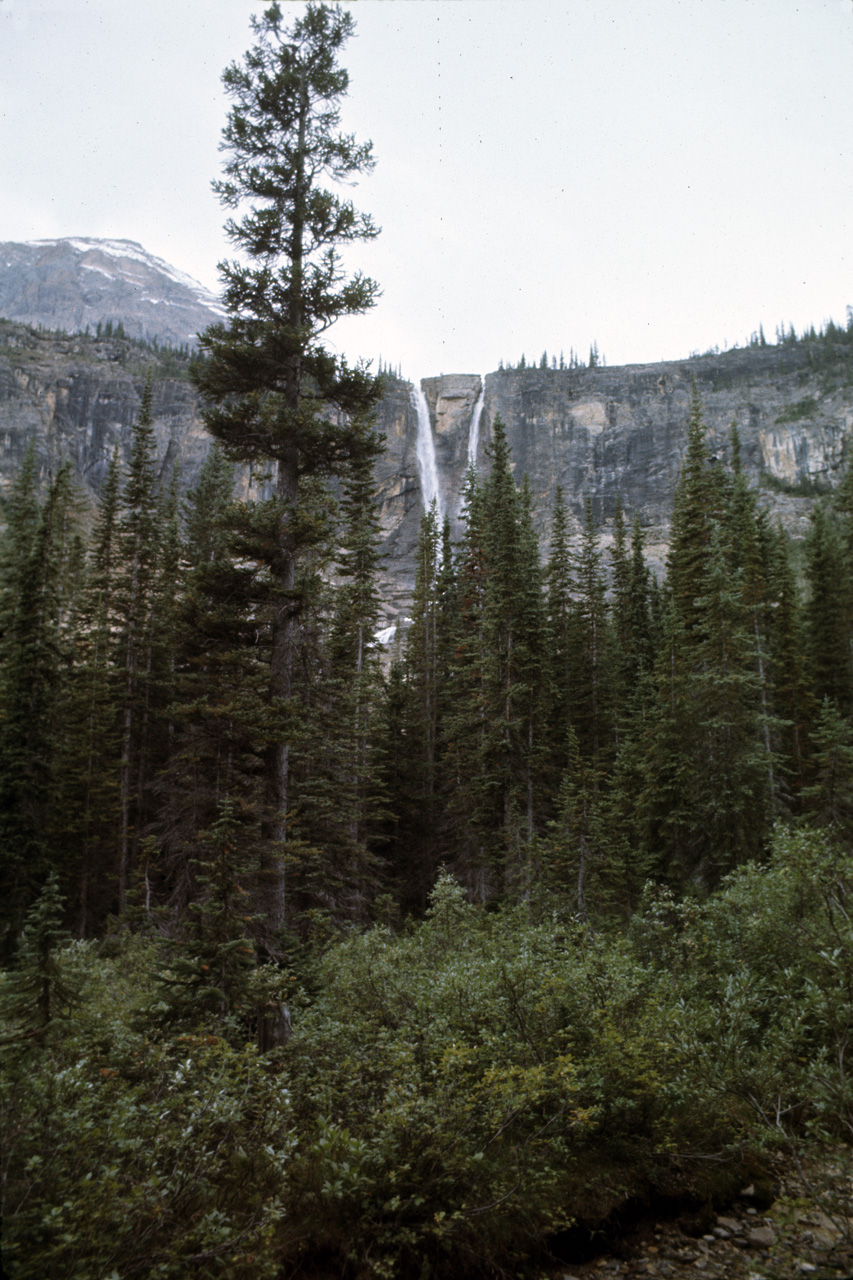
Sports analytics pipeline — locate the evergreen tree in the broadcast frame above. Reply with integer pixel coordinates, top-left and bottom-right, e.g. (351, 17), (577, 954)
(114, 378), (161, 912)
(0, 872), (78, 1054)
(406, 500), (443, 803)
(542, 485), (574, 804)
(691, 523), (767, 874)
(667, 385), (721, 632)
(193, 1), (382, 930)
(834, 453), (853, 704)
(767, 526), (810, 804)
(480, 417), (525, 887)
(804, 502), (852, 713)
(64, 451), (123, 932)
(154, 800), (258, 1029)
(442, 465), (491, 898)
(641, 395), (768, 887)
(0, 457), (80, 944)
(569, 494), (611, 766)
(294, 420), (386, 924)
(800, 698), (853, 845)
(514, 476), (546, 855)
(726, 425), (779, 807)
(158, 447), (266, 908)
(71, 450), (122, 931)
(541, 728), (603, 920)
(626, 516), (656, 682)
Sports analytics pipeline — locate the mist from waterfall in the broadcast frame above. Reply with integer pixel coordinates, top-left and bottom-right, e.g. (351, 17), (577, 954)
(467, 380), (486, 467)
(411, 383), (444, 521)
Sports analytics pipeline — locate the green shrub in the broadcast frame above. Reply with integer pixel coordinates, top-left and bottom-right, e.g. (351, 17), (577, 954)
(4, 833), (853, 1278)
(1, 938), (293, 1280)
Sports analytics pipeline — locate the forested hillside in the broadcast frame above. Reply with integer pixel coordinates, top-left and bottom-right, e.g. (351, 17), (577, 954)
(3, 377), (853, 941)
(3, 367), (853, 1277)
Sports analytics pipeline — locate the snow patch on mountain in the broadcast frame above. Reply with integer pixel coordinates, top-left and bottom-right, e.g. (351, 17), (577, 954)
(0, 236), (227, 346)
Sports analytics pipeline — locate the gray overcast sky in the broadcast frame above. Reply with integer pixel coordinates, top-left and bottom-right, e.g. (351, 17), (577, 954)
(1, 0), (852, 380)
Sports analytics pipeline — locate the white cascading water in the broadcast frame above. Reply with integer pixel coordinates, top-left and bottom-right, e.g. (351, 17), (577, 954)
(467, 379), (486, 467)
(411, 383), (444, 521)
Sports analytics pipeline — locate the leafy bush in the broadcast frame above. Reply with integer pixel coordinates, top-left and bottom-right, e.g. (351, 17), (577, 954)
(4, 832), (853, 1279)
(280, 876), (736, 1275)
(1, 937), (293, 1280)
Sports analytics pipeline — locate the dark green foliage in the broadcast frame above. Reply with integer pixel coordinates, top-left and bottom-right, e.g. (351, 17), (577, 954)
(154, 800), (258, 1030)
(162, 445), (266, 863)
(804, 501), (852, 713)
(7, 832), (853, 1278)
(800, 698), (853, 844)
(775, 396), (819, 423)
(0, 873), (77, 1054)
(115, 376), (162, 911)
(0, 456), (82, 943)
(385, 501), (445, 902)
(290, 422), (387, 924)
(1, 938), (292, 1280)
(569, 494), (612, 765)
(61, 451), (123, 933)
(192, 2), (382, 930)
(641, 397), (772, 888)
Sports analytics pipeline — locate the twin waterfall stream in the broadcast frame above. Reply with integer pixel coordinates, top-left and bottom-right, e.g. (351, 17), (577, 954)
(375, 379), (486, 647)
(410, 378), (486, 520)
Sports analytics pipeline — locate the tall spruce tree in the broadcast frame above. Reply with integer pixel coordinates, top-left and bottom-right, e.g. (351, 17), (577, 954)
(642, 395), (768, 887)
(767, 526), (810, 805)
(480, 417), (525, 888)
(193, 1), (382, 931)
(157, 447), (267, 905)
(294, 418), (385, 924)
(114, 378), (160, 913)
(442, 464), (491, 897)
(570, 494), (611, 765)
(542, 485), (575, 808)
(804, 501), (852, 714)
(0, 457), (80, 944)
(54, 453), (123, 934)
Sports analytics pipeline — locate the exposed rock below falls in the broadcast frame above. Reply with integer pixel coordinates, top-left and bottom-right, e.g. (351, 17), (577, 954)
(1, 318), (852, 629)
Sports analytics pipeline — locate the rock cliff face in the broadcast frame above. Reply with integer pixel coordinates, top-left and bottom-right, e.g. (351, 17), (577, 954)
(0, 321), (209, 502)
(420, 343), (853, 578)
(1, 316), (851, 631)
(422, 374), (482, 533)
(0, 239), (225, 349)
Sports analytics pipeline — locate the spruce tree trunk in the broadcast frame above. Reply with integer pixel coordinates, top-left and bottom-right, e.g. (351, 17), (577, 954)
(262, 447), (298, 929)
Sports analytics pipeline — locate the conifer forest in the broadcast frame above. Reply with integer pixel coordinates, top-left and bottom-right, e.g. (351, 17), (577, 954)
(4, 5), (853, 1279)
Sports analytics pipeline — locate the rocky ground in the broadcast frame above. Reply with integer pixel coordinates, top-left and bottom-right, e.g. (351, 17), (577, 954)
(550, 1155), (853, 1280)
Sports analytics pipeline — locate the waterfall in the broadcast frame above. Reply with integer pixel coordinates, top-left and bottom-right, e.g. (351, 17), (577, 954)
(411, 383), (444, 521)
(467, 379), (486, 467)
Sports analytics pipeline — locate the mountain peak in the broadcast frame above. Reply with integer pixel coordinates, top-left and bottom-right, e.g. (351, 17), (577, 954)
(0, 236), (225, 348)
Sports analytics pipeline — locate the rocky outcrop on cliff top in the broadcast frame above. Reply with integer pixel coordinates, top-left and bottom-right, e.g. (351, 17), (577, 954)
(0, 239), (225, 350)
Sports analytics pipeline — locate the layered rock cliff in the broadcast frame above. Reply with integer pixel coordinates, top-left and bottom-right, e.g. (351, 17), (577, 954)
(1, 315), (852, 631)
(421, 342), (853, 578)
(0, 321), (209, 501)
